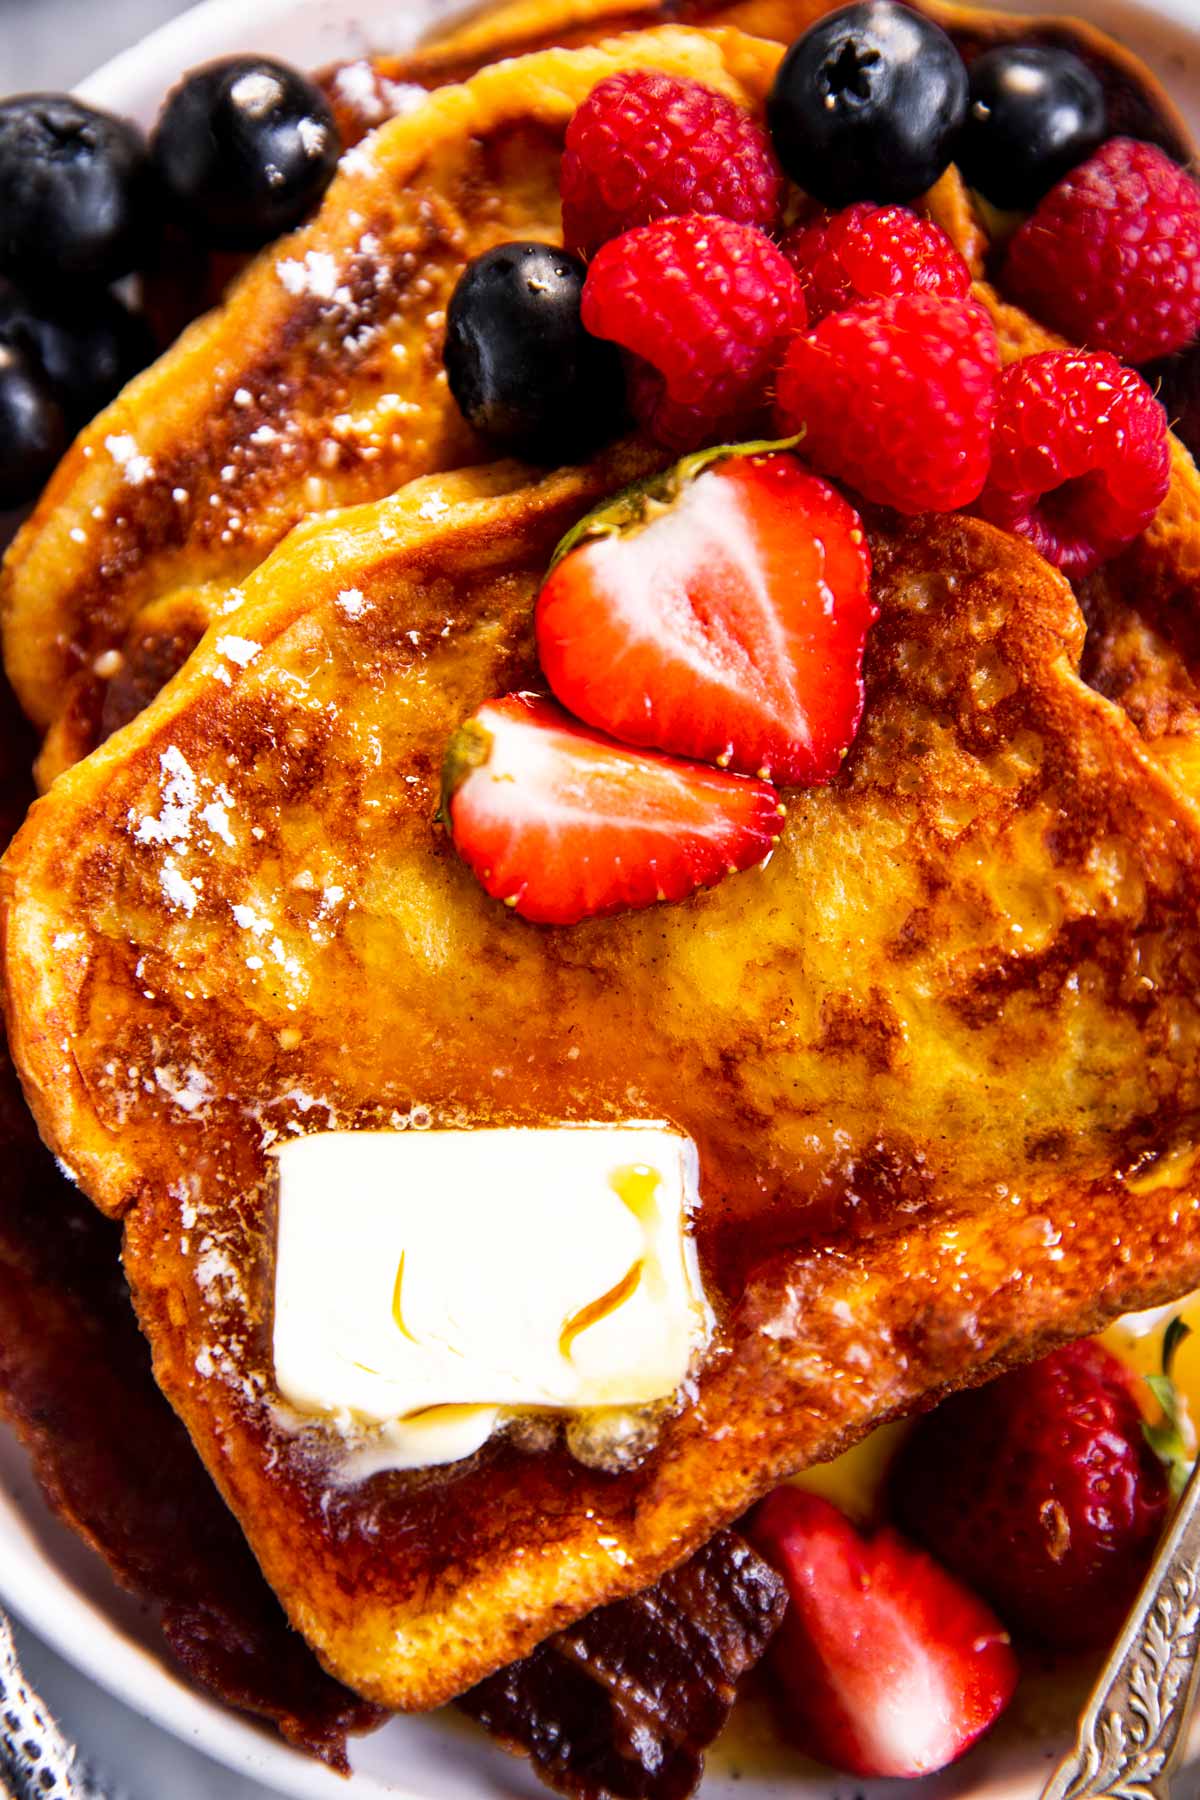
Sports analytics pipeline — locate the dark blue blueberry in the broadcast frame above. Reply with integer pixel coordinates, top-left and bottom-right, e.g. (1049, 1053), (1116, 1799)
(445, 242), (625, 460)
(0, 342), (68, 511)
(151, 57), (341, 250)
(0, 95), (154, 287)
(0, 283), (154, 428)
(956, 46), (1107, 212)
(768, 1), (969, 207)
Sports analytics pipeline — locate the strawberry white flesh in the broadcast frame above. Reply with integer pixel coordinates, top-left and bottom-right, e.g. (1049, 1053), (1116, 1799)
(536, 452), (875, 784)
(748, 1488), (1018, 1780)
(444, 693), (784, 925)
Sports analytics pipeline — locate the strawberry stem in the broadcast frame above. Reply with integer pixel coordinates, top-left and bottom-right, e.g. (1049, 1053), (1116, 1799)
(547, 433), (805, 571)
(1143, 1316), (1195, 1500)
(439, 715), (495, 828)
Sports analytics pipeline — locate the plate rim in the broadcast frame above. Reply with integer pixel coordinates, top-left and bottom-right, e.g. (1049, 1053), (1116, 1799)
(4, 0), (1200, 1795)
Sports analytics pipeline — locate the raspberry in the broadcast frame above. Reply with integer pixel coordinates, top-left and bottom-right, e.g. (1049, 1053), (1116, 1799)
(976, 350), (1169, 577)
(1003, 138), (1200, 365)
(561, 72), (784, 260)
(774, 293), (999, 513)
(783, 203), (971, 324)
(582, 215), (804, 452)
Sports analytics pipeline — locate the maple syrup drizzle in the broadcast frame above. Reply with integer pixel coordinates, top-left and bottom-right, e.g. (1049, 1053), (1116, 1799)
(390, 1249), (421, 1344)
(559, 1259), (644, 1360)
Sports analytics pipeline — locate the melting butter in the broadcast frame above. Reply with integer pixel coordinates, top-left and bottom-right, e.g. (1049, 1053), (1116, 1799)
(271, 1125), (712, 1471)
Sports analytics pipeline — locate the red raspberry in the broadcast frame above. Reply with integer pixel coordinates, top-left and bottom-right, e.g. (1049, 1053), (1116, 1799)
(783, 203), (971, 324)
(561, 72), (784, 260)
(582, 215), (804, 452)
(977, 351), (1170, 577)
(774, 294), (999, 513)
(1004, 138), (1200, 364)
(889, 1340), (1170, 1651)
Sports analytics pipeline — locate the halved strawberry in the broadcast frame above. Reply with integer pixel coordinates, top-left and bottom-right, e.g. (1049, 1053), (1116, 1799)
(535, 446), (875, 786)
(747, 1488), (1018, 1780)
(442, 693), (784, 925)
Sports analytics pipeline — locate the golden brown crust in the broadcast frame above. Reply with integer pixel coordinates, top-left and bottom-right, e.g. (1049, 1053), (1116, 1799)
(8, 448), (1200, 1707)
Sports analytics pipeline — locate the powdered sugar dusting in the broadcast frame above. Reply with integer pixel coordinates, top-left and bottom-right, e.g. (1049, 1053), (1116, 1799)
(105, 432), (155, 487)
(133, 747), (199, 847)
(276, 249), (351, 308)
(335, 59), (386, 121)
(298, 118), (328, 156)
(339, 143), (377, 180)
(200, 800), (235, 846)
(154, 1063), (214, 1115)
(161, 857), (200, 915)
(231, 903), (272, 937)
(215, 635), (261, 668)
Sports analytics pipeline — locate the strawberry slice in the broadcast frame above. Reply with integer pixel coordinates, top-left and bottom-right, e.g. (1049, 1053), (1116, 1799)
(535, 446), (875, 785)
(747, 1488), (1017, 1780)
(442, 693), (784, 925)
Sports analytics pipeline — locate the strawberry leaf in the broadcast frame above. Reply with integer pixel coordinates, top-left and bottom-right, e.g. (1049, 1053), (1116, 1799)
(547, 435), (804, 572)
(1164, 1314), (1192, 1373)
(440, 713), (497, 828)
(1142, 1317), (1195, 1500)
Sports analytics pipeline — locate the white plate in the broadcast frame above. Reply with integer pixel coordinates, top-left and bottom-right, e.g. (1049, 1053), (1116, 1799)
(4, 0), (1200, 1795)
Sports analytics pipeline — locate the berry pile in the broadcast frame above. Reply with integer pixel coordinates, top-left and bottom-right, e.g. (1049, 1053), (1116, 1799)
(782, 201), (971, 323)
(767, 0), (968, 208)
(776, 291), (999, 514)
(445, 244), (622, 459)
(978, 351), (1170, 577)
(1005, 136), (1200, 364)
(444, 0), (1185, 581)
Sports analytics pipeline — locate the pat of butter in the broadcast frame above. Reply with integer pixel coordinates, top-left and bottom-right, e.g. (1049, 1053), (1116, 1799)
(272, 1125), (711, 1469)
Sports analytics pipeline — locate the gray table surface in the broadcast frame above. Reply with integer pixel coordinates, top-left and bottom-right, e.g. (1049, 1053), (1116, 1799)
(0, 13), (305, 1795)
(0, 0), (193, 92)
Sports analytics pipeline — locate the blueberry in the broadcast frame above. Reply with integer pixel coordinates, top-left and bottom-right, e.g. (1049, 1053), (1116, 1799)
(0, 342), (68, 511)
(768, 1), (969, 207)
(0, 284), (154, 428)
(445, 243), (625, 460)
(152, 57), (342, 251)
(0, 95), (154, 287)
(956, 47), (1106, 212)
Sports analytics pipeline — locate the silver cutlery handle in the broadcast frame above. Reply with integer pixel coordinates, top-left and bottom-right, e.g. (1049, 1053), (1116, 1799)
(0, 1613), (111, 1800)
(1041, 1457), (1200, 1800)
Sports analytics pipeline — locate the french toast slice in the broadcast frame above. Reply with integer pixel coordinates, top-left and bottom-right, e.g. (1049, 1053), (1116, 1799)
(0, 662), (787, 1792)
(7, 454), (1200, 1708)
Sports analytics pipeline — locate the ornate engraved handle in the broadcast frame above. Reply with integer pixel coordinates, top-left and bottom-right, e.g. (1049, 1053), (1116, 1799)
(1040, 1456), (1200, 1800)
